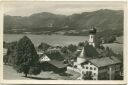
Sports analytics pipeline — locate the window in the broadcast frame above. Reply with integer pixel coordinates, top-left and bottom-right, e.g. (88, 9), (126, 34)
(86, 67), (88, 69)
(90, 67), (93, 70)
(74, 65), (77, 68)
(94, 68), (96, 70)
(81, 65), (85, 68)
(94, 73), (96, 75)
(90, 63), (93, 65)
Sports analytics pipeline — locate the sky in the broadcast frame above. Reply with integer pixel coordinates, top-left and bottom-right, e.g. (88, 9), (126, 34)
(2, 1), (125, 16)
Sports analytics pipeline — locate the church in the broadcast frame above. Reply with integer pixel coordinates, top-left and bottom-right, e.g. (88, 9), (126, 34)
(73, 27), (121, 80)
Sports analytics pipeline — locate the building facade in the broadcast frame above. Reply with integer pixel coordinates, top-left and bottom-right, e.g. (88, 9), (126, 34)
(74, 55), (121, 80)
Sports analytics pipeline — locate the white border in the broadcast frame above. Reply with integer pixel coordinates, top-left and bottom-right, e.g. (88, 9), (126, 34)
(0, 0), (127, 84)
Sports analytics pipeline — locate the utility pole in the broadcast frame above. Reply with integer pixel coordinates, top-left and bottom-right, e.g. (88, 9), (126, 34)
(109, 67), (112, 80)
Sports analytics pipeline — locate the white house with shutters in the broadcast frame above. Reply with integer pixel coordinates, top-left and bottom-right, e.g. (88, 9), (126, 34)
(75, 54), (121, 80)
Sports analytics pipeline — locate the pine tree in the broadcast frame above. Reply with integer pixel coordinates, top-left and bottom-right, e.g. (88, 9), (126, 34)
(14, 36), (40, 77)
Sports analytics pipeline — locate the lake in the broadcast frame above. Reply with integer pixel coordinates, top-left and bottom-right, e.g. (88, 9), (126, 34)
(4, 34), (88, 47)
(4, 34), (123, 54)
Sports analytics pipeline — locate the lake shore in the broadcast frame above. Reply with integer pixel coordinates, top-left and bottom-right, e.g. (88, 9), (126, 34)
(3, 34), (123, 54)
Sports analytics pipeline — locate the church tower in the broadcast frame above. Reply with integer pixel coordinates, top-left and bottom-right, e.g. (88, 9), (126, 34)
(88, 27), (97, 47)
(77, 47), (87, 64)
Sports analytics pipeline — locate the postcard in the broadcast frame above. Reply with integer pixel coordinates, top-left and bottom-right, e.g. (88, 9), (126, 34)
(0, 0), (127, 84)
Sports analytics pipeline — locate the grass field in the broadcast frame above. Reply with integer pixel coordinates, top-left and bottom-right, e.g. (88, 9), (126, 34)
(103, 43), (123, 54)
(3, 65), (80, 80)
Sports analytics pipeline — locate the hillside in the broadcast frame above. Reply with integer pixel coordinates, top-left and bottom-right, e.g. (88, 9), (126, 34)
(4, 9), (123, 35)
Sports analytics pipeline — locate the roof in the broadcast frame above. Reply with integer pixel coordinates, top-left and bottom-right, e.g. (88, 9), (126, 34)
(39, 54), (51, 62)
(84, 45), (99, 58)
(37, 52), (44, 55)
(89, 56), (121, 67)
(79, 47), (87, 59)
(77, 44), (99, 59)
(48, 60), (67, 68)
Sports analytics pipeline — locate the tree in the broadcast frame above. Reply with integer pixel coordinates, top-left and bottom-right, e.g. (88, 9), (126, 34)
(78, 41), (89, 47)
(95, 35), (102, 48)
(14, 36), (40, 77)
(104, 47), (116, 57)
(67, 44), (77, 52)
(78, 42), (85, 47)
(29, 65), (42, 75)
(61, 46), (69, 54)
(3, 41), (17, 65)
(82, 71), (93, 80)
(38, 42), (51, 51)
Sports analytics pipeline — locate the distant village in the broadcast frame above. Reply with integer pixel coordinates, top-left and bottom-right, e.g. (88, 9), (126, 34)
(3, 27), (123, 80)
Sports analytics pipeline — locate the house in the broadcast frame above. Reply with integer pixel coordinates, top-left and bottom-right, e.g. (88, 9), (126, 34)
(37, 51), (44, 55)
(79, 56), (121, 80)
(39, 52), (67, 73)
(39, 54), (51, 62)
(40, 60), (67, 73)
(47, 47), (61, 53)
(90, 56), (121, 80)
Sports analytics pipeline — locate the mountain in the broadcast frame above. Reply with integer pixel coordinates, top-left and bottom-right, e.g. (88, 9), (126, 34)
(4, 9), (123, 35)
(69, 9), (123, 31)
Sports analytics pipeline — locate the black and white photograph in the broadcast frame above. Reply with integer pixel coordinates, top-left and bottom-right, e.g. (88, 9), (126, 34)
(2, 1), (125, 81)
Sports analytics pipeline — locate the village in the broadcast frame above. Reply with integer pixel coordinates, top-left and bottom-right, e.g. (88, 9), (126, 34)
(3, 27), (123, 80)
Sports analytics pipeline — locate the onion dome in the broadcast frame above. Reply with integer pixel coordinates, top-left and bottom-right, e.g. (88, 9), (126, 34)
(89, 27), (97, 34)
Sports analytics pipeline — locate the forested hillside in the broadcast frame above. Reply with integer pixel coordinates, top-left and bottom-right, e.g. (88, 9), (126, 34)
(4, 9), (123, 36)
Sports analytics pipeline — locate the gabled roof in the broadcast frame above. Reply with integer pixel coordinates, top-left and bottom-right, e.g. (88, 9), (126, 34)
(48, 60), (67, 68)
(39, 54), (51, 62)
(89, 56), (121, 67)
